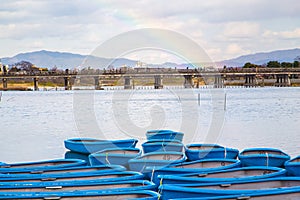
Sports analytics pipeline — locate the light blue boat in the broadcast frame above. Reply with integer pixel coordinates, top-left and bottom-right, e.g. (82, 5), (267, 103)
(147, 159), (241, 185)
(142, 139), (184, 153)
(89, 147), (142, 167)
(238, 147), (290, 167)
(0, 171), (144, 186)
(0, 165), (125, 178)
(128, 151), (186, 173)
(158, 166), (286, 185)
(168, 187), (300, 200)
(0, 180), (156, 193)
(64, 138), (138, 154)
(185, 144), (239, 161)
(0, 159), (86, 173)
(284, 155), (300, 176)
(146, 130), (184, 142)
(0, 190), (159, 199)
(159, 177), (300, 199)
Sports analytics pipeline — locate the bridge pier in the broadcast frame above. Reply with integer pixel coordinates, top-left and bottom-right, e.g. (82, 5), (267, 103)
(244, 74), (256, 87)
(154, 75), (163, 89)
(64, 77), (72, 90)
(33, 77), (39, 91)
(124, 76), (133, 89)
(94, 76), (103, 90)
(275, 74), (290, 87)
(2, 78), (7, 91)
(214, 75), (224, 88)
(184, 75), (193, 88)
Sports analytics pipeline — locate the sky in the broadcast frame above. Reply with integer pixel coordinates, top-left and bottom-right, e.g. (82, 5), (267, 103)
(0, 0), (300, 63)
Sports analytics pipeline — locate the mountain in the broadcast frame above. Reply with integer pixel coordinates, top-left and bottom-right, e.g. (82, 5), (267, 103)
(1, 48), (300, 69)
(219, 48), (300, 67)
(1, 50), (137, 69)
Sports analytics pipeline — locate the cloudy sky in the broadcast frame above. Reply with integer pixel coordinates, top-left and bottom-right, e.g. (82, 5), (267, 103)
(1, 0), (300, 63)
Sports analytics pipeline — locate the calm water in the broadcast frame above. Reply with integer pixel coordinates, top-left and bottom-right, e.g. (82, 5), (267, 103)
(0, 87), (300, 163)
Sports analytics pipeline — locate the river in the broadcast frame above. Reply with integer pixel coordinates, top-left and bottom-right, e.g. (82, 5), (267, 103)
(0, 87), (299, 163)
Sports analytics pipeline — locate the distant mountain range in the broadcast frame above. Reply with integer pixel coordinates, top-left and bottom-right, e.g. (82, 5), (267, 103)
(1, 48), (300, 69)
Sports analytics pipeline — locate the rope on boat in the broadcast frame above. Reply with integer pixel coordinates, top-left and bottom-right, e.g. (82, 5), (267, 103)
(162, 141), (166, 152)
(150, 167), (155, 182)
(224, 147), (227, 158)
(266, 152), (269, 167)
(105, 153), (111, 165)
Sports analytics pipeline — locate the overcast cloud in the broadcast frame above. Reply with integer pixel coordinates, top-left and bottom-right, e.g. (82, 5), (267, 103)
(0, 0), (299, 62)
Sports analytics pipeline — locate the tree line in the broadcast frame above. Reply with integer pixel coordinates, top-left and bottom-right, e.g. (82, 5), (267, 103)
(243, 60), (300, 68)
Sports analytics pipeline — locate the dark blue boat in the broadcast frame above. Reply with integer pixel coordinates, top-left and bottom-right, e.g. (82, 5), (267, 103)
(158, 166), (286, 185)
(0, 190), (159, 199)
(0, 171), (144, 186)
(0, 159), (86, 173)
(128, 151), (186, 173)
(238, 147), (290, 167)
(168, 187), (300, 200)
(284, 155), (300, 176)
(142, 139), (184, 153)
(147, 159), (241, 185)
(64, 138), (138, 154)
(89, 147), (142, 167)
(159, 177), (300, 199)
(185, 144), (239, 161)
(0, 180), (156, 193)
(146, 130), (184, 141)
(0, 165), (125, 178)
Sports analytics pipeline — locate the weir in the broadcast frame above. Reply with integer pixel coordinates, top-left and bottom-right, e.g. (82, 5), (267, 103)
(244, 74), (256, 87)
(64, 77), (72, 90)
(214, 75), (224, 88)
(275, 74), (290, 87)
(154, 75), (163, 89)
(124, 76), (133, 89)
(183, 75), (193, 88)
(33, 77), (39, 91)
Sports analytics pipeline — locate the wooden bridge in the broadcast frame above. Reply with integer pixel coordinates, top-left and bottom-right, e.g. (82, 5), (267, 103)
(1, 68), (300, 90)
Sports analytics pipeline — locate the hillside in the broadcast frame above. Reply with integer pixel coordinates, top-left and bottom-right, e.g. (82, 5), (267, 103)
(1, 48), (300, 69)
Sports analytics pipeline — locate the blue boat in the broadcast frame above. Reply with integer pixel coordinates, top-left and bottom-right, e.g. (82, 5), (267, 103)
(64, 138), (138, 154)
(185, 144), (239, 161)
(158, 166), (286, 185)
(238, 147), (290, 167)
(168, 187), (300, 200)
(0, 180), (156, 193)
(284, 155), (300, 176)
(159, 177), (300, 199)
(146, 130), (184, 141)
(0, 171), (144, 185)
(128, 151), (186, 173)
(147, 159), (241, 185)
(65, 151), (91, 165)
(0, 159), (86, 173)
(0, 165), (125, 178)
(0, 190), (159, 199)
(89, 147), (142, 167)
(142, 139), (184, 153)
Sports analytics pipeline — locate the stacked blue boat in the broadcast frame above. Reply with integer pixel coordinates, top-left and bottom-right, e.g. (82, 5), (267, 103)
(2, 129), (300, 199)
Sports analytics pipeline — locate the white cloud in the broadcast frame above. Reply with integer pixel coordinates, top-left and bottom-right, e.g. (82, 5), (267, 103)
(264, 28), (300, 39)
(223, 22), (260, 38)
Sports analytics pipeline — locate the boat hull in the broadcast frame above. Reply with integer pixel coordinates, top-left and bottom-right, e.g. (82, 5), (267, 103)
(185, 144), (239, 161)
(0, 159), (86, 173)
(146, 130), (184, 142)
(89, 147), (142, 167)
(142, 140), (184, 153)
(64, 138), (138, 154)
(238, 148), (290, 167)
(284, 155), (300, 176)
(128, 152), (186, 173)
(159, 177), (300, 199)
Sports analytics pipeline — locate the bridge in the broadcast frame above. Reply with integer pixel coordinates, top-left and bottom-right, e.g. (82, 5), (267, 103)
(1, 68), (300, 90)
